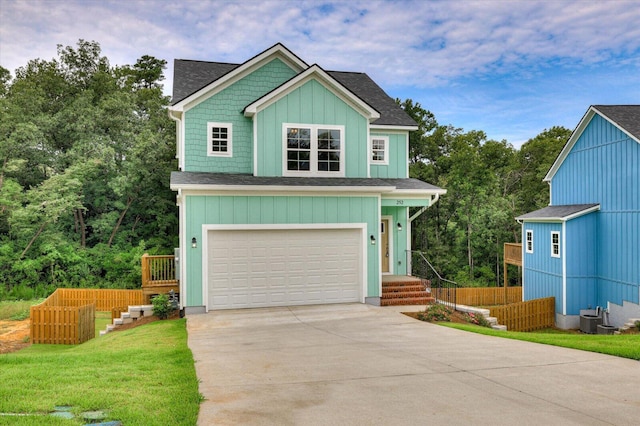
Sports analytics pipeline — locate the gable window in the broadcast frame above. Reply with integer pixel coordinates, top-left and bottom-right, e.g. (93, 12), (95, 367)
(525, 230), (533, 254)
(551, 231), (560, 258)
(284, 124), (344, 176)
(371, 136), (389, 165)
(207, 122), (232, 157)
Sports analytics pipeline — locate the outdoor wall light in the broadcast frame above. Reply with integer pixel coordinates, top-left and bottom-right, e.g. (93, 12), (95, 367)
(397, 222), (402, 231)
(191, 237), (197, 248)
(370, 235), (376, 245)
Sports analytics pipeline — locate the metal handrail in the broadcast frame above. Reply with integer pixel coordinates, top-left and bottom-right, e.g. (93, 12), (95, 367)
(406, 250), (458, 309)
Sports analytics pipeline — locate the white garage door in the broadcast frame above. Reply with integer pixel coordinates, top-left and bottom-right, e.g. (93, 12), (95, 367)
(207, 228), (363, 310)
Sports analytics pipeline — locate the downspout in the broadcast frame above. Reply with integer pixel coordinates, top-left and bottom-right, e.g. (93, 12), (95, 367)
(409, 193), (440, 223)
(168, 109), (182, 170)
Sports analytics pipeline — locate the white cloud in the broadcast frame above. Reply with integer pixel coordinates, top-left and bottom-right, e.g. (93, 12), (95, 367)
(1, 0), (638, 147)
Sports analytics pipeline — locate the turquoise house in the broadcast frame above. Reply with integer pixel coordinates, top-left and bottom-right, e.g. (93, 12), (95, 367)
(168, 44), (445, 313)
(516, 105), (640, 328)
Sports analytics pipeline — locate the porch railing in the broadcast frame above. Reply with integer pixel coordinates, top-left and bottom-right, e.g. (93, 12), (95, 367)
(406, 250), (458, 310)
(141, 254), (179, 299)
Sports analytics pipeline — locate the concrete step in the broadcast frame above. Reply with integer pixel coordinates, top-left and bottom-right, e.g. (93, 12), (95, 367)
(486, 316), (498, 326)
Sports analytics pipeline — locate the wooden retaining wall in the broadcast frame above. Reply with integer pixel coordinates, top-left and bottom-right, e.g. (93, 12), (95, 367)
(490, 297), (555, 332)
(454, 287), (522, 306)
(30, 288), (145, 345)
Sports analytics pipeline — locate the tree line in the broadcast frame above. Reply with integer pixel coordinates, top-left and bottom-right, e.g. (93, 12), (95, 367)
(0, 40), (569, 300)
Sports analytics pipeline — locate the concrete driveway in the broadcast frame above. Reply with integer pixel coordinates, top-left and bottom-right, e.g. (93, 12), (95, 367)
(187, 303), (639, 425)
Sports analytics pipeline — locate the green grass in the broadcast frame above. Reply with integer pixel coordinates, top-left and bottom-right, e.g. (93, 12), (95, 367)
(0, 299), (45, 320)
(440, 322), (640, 360)
(95, 311), (112, 336)
(0, 319), (201, 425)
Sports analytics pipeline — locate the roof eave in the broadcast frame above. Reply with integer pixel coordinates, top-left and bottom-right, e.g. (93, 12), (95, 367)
(515, 204), (600, 222)
(170, 183), (396, 193)
(370, 124), (419, 131)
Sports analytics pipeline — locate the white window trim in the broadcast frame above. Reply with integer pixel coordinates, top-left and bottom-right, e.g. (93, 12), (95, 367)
(282, 123), (345, 177)
(207, 122), (233, 157)
(525, 229), (534, 254)
(551, 231), (560, 258)
(370, 136), (389, 165)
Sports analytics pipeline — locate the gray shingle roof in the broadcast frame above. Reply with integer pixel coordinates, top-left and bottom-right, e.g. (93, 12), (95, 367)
(171, 57), (417, 127)
(170, 172), (443, 193)
(327, 71), (417, 127)
(592, 105), (640, 141)
(172, 60), (238, 105)
(515, 204), (600, 221)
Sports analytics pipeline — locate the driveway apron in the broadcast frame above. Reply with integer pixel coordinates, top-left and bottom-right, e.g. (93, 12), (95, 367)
(187, 303), (640, 425)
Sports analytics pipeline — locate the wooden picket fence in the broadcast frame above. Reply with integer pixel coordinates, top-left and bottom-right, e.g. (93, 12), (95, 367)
(53, 288), (145, 310)
(489, 297), (555, 332)
(454, 287), (523, 306)
(30, 288), (145, 345)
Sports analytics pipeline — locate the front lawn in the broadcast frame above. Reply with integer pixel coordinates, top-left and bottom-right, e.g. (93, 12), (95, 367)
(0, 318), (201, 425)
(440, 322), (640, 360)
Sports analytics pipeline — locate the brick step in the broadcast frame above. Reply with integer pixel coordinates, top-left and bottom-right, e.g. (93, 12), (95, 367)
(383, 280), (430, 287)
(381, 297), (435, 306)
(381, 290), (431, 299)
(382, 285), (428, 294)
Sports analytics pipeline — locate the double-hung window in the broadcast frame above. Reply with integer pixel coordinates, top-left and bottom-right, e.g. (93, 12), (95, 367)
(207, 122), (232, 157)
(551, 231), (560, 258)
(284, 124), (344, 176)
(525, 230), (534, 254)
(371, 136), (389, 165)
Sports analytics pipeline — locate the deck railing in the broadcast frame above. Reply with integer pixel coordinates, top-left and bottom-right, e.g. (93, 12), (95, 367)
(503, 243), (522, 288)
(141, 254), (179, 299)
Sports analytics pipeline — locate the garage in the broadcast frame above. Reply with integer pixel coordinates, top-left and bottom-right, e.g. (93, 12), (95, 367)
(206, 227), (364, 310)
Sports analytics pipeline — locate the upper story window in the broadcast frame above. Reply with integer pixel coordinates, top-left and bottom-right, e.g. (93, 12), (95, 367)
(371, 136), (388, 165)
(525, 230), (533, 254)
(551, 231), (560, 258)
(208, 122), (232, 157)
(284, 124), (344, 176)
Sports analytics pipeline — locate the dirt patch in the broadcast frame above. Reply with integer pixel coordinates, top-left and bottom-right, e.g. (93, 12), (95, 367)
(0, 319), (31, 354)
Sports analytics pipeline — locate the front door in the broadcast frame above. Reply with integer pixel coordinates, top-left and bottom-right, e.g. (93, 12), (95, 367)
(381, 219), (390, 273)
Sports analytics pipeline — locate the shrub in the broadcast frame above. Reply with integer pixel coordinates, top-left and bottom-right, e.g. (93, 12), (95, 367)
(152, 294), (173, 319)
(635, 320), (640, 332)
(464, 312), (493, 328)
(417, 304), (453, 322)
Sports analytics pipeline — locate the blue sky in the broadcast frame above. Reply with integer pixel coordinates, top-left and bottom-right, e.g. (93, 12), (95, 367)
(1, 0), (639, 147)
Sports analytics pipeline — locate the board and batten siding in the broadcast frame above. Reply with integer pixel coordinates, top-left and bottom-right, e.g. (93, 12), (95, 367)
(523, 222), (564, 313)
(370, 132), (409, 179)
(255, 79), (369, 177)
(551, 114), (640, 307)
(183, 58), (297, 174)
(183, 194), (380, 307)
(565, 213), (598, 314)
